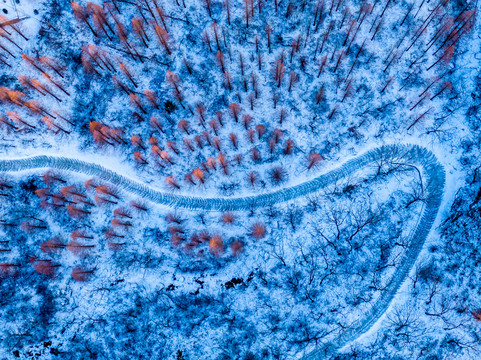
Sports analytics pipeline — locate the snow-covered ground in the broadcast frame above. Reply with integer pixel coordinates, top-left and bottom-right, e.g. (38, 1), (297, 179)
(0, 0), (480, 359)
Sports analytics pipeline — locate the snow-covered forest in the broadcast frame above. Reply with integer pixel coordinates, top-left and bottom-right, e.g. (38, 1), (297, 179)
(0, 0), (479, 358)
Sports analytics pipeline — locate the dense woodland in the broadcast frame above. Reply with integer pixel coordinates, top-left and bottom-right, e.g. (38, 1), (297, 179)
(0, 0), (480, 358)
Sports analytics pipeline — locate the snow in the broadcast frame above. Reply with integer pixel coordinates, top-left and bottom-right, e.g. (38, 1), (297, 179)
(0, 0), (480, 359)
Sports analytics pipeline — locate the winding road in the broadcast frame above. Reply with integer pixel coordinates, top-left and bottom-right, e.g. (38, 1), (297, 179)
(0, 144), (445, 359)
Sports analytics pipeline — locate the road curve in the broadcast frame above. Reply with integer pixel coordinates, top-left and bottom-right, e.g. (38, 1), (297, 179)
(0, 144), (445, 358)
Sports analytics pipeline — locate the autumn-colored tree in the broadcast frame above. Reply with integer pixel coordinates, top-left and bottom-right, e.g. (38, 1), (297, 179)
(270, 166), (286, 183)
(0, 115), (17, 131)
(67, 204), (91, 218)
(283, 139), (294, 155)
(87, 3), (113, 40)
(111, 218), (132, 228)
(240, 115), (252, 131)
(112, 74), (131, 94)
(17, 76), (38, 94)
(60, 185), (86, 199)
(245, 92), (255, 110)
(166, 213), (182, 224)
(274, 59), (285, 88)
(202, 30), (212, 52)
(67, 240), (95, 256)
(155, 25), (172, 54)
(243, 0), (251, 28)
(151, 144), (162, 157)
(341, 81), (353, 102)
(188, 137), (199, 152)
(71, 229), (94, 240)
(285, 2), (294, 18)
(119, 63), (137, 88)
(34, 188), (51, 199)
(272, 128), (283, 143)
(230, 240), (243, 256)
(192, 168), (205, 184)
(0, 89), (26, 106)
(30, 79), (62, 101)
(212, 137), (222, 151)
(130, 200), (148, 212)
(129, 94), (146, 113)
(222, 212), (235, 224)
(185, 173), (196, 185)
(216, 50), (225, 73)
(223, 0), (231, 25)
(308, 152), (322, 170)
(472, 310), (481, 321)
(111, 209), (131, 220)
(189, 233), (202, 247)
(315, 87), (325, 104)
(228, 103), (240, 122)
(255, 124), (266, 139)
(96, 184), (120, 199)
(209, 119), (219, 135)
(108, 241), (125, 251)
(42, 71), (70, 96)
(430, 81), (453, 100)
(279, 108), (288, 124)
(132, 17), (149, 47)
(234, 154), (242, 165)
(251, 148), (261, 162)
(134, 151), (148, 165)
(171, 233), (184, 246)
(165, 70), (180, 93)
(116, 23), (133, 52)
(184, 138), (194, 152)
(41, 237), (65, 254)
(72, 1), (97, 36)
(206, 157), (217, 170)
(34, 260), (59, 277)
(229, 133), (238, 149)
(105, 228), (124, 239)
(247, 129), (255, 143)
(218, 153), (229, 175)
(44, 116), (70, 134)
(142, 90), (158, 110)
(50, 192), (68, 206)
(71, 267), (94, 282)
(160, 150), (174, 165)
(196, 104), (206, 128)
(288, 71), (298, 92)
(149, 136), (159, 146)
(84, 178), (98, 191)
(166, 176), (180, 189)
(169, 226), (184, 236)
(166, 141), (180, 155)
(215, 111), (224, 127)
(202, 131), (211, 145)
(95, 194), (118, 206)
(0, 263), (19, 278)
(268, 138), (276, 155)
(72, 194), (93, 207)
(43, 170), (66, 185)
(20, 54), (42, 73)
(251, 223), (266, 239)
(130, 135), (145, 150)
(20, 220), (47, 233)
(290, 37), (300, 63)
(209, 235), (223, 256)
(177, 120), (190, 134)
(223, 71), (233, 90)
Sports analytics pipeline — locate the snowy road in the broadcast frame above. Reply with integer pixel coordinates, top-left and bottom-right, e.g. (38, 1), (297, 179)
(0, 144), (445, 358)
